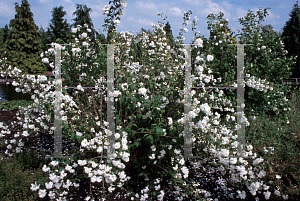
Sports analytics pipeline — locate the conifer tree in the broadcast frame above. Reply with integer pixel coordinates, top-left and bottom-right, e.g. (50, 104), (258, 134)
(71, 4), (99, 53)
(0, 25), (10, 49)
(1, 0), (46, 76)
(48, 6), (71, 44)
(163, 21), (175, 49)
(38, 25), (51, 53)
(262, 24), (274, 40)
(281, 1), (300, 78)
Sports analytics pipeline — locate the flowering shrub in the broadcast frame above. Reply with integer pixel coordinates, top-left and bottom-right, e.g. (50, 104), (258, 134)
(0, 1), (297, 200)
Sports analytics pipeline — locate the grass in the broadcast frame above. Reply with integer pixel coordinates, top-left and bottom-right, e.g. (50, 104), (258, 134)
(0, 88), (299, 200)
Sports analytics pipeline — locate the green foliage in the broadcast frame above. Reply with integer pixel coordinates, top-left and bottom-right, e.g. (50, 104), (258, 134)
(0, 25), (9, 51)
(0, 151), (50, 201)
(244, 90), (300, 200)
(280, 1), (300, 78)
(202, 8), (296, 121)
(0, 99), (34, 110)
(0, 0), (47, 76)
(38, 26), (51, 54)
(102, 0), (126, 43)
(48, 6), (72, 45)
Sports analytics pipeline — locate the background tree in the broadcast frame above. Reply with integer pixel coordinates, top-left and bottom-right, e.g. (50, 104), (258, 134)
(71, 4), (101, 55)
(38, 25), (51, 54)
(200, 8), (296, 120)
(71, 4), (96, 41)
(1, 0), (46, 76)
(0, 25), (10, 49)
(48, 6), (71, 44)
(261, 24), (274, 40)
(280, 1), (300, 78)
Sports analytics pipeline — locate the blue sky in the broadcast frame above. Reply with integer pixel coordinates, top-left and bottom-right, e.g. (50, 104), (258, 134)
(0, 0), (298, 44)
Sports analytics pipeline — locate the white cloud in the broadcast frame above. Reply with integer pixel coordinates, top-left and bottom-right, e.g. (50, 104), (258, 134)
(235, 7), (248, 20)
(169, 7), (183, 17)
(266, 10), (281, 21)
(0, 2), (15, 18)
(135, 1), (157, 13)
(39, 0), (51, 4)
(137, 18), (154, 26)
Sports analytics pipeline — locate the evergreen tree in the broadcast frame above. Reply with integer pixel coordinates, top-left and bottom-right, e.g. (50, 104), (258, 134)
(163, 21), (175, 49)
(71, 4), (94, 29)
(262, 24), (274, 40)
(0, 25), (10, 49)
(38, 25), (51, 53)
(281, 1), (300, 78)
(1, 0), (46, 76)
(262, 24), (274, 34)
(71, 4), (99, 52)
(48, 6), (71, 44)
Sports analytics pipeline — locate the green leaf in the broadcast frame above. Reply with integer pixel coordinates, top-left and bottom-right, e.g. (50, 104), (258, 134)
(71, 132), (75, 140)
(145, 135), (154, 144)
(132, 123), (138, 128)
(133, 141), (141, 148)
(76, 136), (82, 144)
(156, 127), (164, 136)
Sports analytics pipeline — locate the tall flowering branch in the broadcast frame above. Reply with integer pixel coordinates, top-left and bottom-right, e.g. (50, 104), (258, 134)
(102, 0), (127, 43)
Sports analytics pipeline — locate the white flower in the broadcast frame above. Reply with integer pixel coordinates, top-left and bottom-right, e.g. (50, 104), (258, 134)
(38, 189), (47, 198)
(121, 2), (127, 9)
(149, 154), (155, 160)
(114, 19), (120, 26)
(42, 58), (49, 64)
(115, 133), (120, 140)
(71, 28), (77, 33)
(167, 117), (173, 125)
(78, 160), (87, 166)
(97, 146), (103, 153)
(45, 181), (53, 189)
(81, 139), (89, 147)
(261, 46), (266, 50)
(114, 142), (121, 149)
(264, 191), (271, 200)
(229, 157), (237, 164)
(207, 55), (214, 62)
(31, 182), (40, 191)
(257, 170), (266, 178)
(274, 189), (281, 196)
(42, 164), (50, 172)
(195, 38), (203, 48)
(102, 5), (110, 15)
(138, 87), (147, 96)
(237, 190), (246, 199)
(174, 149), (181, 154)
(253, 157), (264, 165)
(50, 160), (59, 167)
(121, 83), (128, 90)
(82, 41), (89, 47)
(220, 148), (229, 157)
(65, 164), (73, 172)
(181, 166), (189, 175)
(276, 175), (281, 179)
(81, 33), (87, 38)
(178, 158), (185, 165)
(76, 131), (82, 136)
(183, 28), (188, 33)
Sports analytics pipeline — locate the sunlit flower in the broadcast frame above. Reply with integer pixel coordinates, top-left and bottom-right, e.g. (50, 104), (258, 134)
(207, 55), (214, 62)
